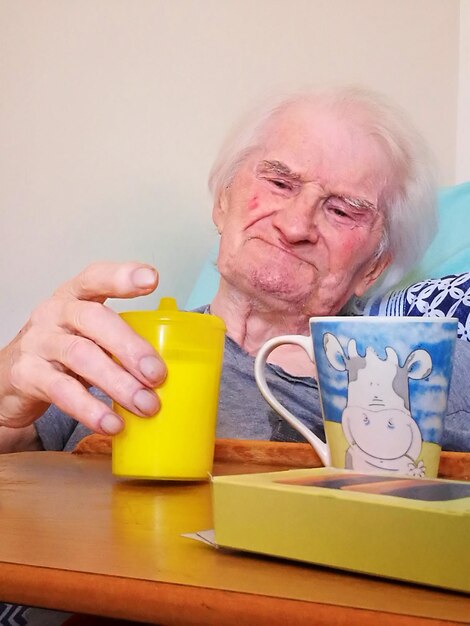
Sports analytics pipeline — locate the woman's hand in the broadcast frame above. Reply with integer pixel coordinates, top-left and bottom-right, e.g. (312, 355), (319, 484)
(0, 261), (167, 435)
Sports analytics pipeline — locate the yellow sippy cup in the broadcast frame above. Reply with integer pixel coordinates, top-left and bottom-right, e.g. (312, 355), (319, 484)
(112, 297), (226, 480)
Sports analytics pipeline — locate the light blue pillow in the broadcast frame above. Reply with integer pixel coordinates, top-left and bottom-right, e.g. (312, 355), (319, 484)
(363, 181), (470, 341)
(185, 241), (220, 310)
(402, 181), (470, 284)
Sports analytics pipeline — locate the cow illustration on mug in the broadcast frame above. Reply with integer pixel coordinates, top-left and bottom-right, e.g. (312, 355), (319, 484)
(323, 333), (433, 477)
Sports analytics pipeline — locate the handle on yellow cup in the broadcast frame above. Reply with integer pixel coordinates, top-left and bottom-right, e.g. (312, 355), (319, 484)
(254, 334), (331, 467)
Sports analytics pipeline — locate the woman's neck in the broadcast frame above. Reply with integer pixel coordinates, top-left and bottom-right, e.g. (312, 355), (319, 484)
(210, 281), (316, 377)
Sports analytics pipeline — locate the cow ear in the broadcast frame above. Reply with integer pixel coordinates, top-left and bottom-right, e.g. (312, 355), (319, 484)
(405, 349), (433, 379)
(323, 332), (348, 371)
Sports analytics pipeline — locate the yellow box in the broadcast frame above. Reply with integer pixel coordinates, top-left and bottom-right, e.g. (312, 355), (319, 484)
(212, 468), (470, 593)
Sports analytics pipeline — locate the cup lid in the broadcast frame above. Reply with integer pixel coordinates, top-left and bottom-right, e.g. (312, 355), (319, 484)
(121, 297), (226, 331)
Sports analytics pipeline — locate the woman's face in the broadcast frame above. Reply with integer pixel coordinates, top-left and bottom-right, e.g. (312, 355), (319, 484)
(213, 103), (392, 316)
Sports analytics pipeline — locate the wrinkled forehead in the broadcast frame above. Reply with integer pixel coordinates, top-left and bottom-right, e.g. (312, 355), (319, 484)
(256, 101), (395, 194)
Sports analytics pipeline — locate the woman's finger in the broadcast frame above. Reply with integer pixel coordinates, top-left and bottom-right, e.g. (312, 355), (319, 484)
(18, 354), (126, 435)
(54, 261), (159, 303)
(35, 331), (161, 416)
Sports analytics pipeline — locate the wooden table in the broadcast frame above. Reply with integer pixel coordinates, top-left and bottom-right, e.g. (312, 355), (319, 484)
(0, 448), (469, 625)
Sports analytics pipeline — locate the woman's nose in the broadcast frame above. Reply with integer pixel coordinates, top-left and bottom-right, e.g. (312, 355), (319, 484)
(272, 193), (320, 244)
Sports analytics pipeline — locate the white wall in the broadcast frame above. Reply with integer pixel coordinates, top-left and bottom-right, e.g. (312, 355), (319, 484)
(0, 0), (463, 344)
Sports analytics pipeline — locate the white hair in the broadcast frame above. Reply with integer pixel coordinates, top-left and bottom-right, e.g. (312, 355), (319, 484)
(208, 86), (438, 302)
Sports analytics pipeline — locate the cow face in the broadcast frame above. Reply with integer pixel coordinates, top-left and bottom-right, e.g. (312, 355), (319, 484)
(323, 332), (432, 463)
(342, 406), (421, 459)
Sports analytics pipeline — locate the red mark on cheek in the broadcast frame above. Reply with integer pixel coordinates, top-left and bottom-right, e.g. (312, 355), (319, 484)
(247, 195), (259, 210)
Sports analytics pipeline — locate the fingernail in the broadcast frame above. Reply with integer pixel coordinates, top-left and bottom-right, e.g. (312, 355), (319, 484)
(132, 267), (157, 289)
(140, 355), (166, 382)
(100, 414), (124, 435)
(133, 389), (159, 415)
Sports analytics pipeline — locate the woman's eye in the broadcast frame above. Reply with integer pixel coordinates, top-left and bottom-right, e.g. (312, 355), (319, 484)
(328, 204), (350, 219)
(270, 179), (291, 191)
(324, 197), (376, 228)
(326, 202), (351, 219)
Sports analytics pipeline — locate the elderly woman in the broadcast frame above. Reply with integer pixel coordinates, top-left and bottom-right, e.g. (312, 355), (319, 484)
(1, 87), (469, 453)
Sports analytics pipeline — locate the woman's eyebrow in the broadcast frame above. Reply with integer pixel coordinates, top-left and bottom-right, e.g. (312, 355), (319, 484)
(256, 160), (302, 181)
(337, 195), (378, 213)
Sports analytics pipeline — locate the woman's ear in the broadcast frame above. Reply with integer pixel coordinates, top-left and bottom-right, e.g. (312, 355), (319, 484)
(354, 252), (392, 297)
(212, 187), (230, 234)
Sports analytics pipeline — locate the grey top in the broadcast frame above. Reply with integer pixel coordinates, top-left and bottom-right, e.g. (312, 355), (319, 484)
(35, 334), (470, 452)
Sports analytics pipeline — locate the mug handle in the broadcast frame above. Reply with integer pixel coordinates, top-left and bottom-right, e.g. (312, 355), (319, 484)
(254, 335), (330, 467)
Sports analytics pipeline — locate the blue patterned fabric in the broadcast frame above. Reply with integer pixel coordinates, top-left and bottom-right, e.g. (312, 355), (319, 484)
(364, 273), (470, 341)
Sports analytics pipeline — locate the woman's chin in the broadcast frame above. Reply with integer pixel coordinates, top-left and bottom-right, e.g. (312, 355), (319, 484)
(247, 268), (313, 302)
(220, 258), (319, 305)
